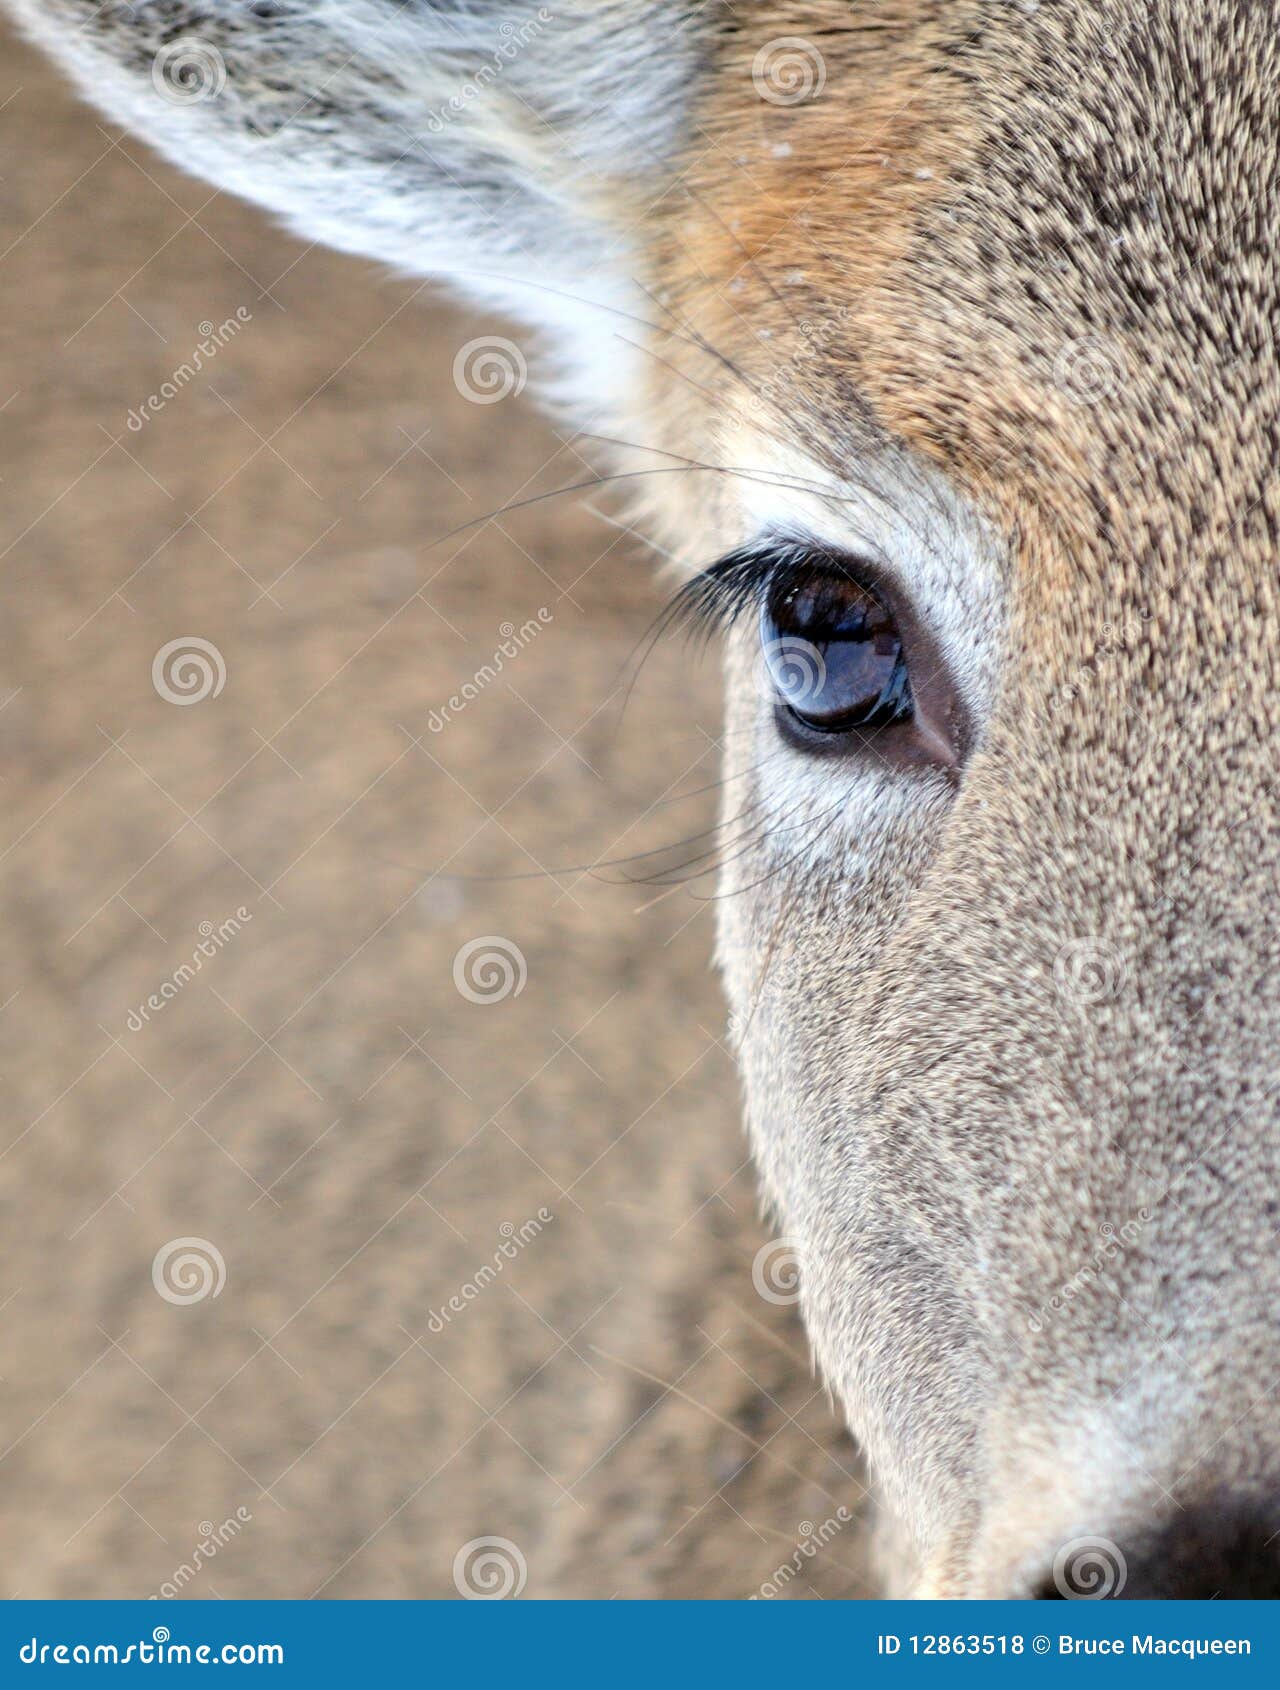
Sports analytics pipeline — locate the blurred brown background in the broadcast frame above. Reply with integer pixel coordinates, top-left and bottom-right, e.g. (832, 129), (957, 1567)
(0, 22), (867, 1599)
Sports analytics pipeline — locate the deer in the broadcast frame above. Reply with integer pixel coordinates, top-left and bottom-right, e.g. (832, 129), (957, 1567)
(8, 0), (1280, 1599)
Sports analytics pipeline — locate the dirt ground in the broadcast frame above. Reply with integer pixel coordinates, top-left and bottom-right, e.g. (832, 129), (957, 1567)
(0, 23), (870, 1599)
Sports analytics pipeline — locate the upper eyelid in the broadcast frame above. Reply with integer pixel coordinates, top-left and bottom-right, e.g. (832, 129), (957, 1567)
(665, 538), (872, 644)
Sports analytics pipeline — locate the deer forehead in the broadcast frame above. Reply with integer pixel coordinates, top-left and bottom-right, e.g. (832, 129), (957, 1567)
(643, 0), (1280, 623)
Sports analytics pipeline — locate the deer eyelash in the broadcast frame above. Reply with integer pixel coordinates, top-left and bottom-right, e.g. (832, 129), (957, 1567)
(662, 545), (778, 647)
(663, 538), (868, 645)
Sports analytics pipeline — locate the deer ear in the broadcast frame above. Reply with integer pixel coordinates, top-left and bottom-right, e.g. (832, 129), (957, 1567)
(6, 0), (701, 403)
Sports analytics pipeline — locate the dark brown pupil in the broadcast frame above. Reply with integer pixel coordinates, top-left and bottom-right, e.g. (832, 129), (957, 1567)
(761, 573), (912, 731)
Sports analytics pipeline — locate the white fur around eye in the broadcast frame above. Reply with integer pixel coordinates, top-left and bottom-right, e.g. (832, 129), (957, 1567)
(721, 434), (1006, 740)
(703, 435), (1005, 874)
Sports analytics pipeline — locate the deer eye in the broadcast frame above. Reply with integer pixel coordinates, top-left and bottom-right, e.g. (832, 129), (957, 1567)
(761, 570), (912, 734)
(666, 537), (964, 770)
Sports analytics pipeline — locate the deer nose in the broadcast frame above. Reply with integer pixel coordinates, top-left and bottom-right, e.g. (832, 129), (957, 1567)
(1031, 1501), (1280, 1599)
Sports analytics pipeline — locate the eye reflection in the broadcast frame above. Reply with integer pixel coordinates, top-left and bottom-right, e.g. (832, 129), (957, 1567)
(760, 571), (913, 733)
